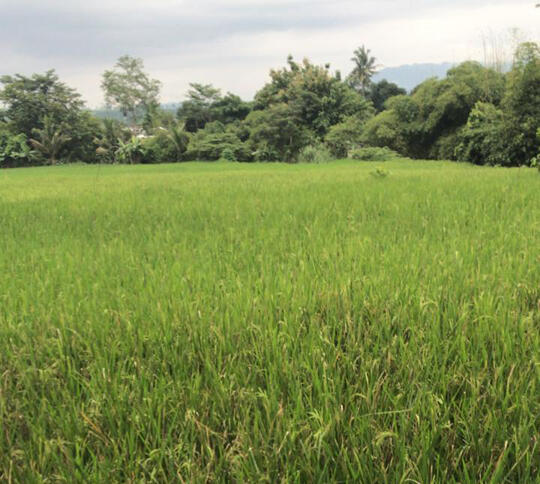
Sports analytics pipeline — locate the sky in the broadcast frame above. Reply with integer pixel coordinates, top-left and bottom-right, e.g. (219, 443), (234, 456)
(1, 0), (539, 107)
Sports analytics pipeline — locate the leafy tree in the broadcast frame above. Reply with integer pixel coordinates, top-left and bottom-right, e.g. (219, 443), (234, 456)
(29, 117), (71, 165)
(369, 80), (406, 112)
(0, 70), (102, 163)
(143, 105), (177, 134)
(361, 109), (408, 156)
(455, 102), (506, 165)
(500, 42), (540, 165)
(246, 103), (311, 162)
(254, 56), (372, 139)
(325, 115), (369, 158)
(348, 46), (377, 96)
(186, 121), (250, 161)
(177, 85), (251, 133)
(455, 42), (540, 166)
(0, 70), (85, 138)
(211, 93), (252, 125)
(177, 83), (221, 132)
(69, 111), (103, 164)
(362, 61), (506, 159)
(102, 55), (161, 126)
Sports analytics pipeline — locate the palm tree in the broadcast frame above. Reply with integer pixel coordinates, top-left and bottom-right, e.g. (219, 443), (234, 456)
(29, 117), (71, 165)
(348, 46), (378, 96)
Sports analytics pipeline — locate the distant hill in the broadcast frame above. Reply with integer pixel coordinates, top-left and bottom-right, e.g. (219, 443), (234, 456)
(373, 63), (455, 92)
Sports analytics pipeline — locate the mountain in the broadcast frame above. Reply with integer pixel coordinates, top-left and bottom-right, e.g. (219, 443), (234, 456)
(373, 63), (455, 92)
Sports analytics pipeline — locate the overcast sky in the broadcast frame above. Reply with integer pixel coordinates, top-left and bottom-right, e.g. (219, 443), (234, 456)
(1, 0), (538, 107)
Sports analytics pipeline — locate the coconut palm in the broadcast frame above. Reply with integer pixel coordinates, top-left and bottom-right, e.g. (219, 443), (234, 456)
(29, 117), (71, 165)
(348, 46), (378, 96)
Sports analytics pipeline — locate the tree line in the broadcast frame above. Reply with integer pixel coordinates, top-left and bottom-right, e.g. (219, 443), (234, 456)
(1, 42), (538, 168)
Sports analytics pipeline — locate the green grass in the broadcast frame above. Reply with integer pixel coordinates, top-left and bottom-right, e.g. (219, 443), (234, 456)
(0, 160), (538, 482)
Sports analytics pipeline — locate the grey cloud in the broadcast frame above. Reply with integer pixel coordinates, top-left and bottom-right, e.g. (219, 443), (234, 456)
(1, 0), (519, 63)
(0, 0), (534, 105)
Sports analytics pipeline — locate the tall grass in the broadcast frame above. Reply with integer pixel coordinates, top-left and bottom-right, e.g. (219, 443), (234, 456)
(0, 160), (538, 482)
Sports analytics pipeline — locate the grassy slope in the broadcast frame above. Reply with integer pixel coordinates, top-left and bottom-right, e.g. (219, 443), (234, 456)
(0, 161), (538, 482)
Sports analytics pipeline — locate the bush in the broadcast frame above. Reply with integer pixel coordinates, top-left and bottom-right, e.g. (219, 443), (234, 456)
(325, 115), (366, 158)
(186, 122), (251, 161)
(142, 133), (179, 163)
(0, 130), (34, 167)
(454, 102), (508, 166)
(298, 144), (333, 163)
(220, 147), (237, 162)
(251, 144), (279, 162)
(349, 146), (401, 161)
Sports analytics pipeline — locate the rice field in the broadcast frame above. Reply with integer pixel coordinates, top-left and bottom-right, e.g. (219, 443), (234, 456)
(0, 160), (539, 482)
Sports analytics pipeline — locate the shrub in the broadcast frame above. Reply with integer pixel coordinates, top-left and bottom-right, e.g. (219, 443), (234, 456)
(350, 146), (401, 161)
(0, 130), (34, 167)
(220, 147), (237, 162)
(142, 133), (179, 163)
(325, 115), (366, 158)
(298, 144), (334, 163)
(186, 121), (251, 161)
(251, 144), (279, 162)
(454, 102), (508, 166)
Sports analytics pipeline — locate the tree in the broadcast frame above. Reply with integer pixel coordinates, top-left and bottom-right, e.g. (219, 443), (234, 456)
(348, 46), (378, 96)
(29, 117), (71, 165)
(455, 102), (506, 165)
(211, 93), (252, 125)
(101, 55), (161, 126)
(325, 115), (370, 158)
(177, 83), (221, 132)
(246, 103), (311, 162)
(185, 121), (250, 161)
(369, 80), (406, 112)
(143, 105), (177, 134)
(499, 42), (540, 165)
(0, 70), (85, 138)
(254, 56), (372, 139)
(362, 61), (506, 159)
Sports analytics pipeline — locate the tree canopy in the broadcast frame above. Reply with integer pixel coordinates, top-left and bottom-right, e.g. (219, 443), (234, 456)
(102, 55), (161, 125)
(1, 42), (538, 167)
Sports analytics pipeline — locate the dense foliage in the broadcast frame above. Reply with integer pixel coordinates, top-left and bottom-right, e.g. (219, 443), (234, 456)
(0, 42), (538, 167)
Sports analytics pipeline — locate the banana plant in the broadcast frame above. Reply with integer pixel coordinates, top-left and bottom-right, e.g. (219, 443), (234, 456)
(114, 136), (145, 164)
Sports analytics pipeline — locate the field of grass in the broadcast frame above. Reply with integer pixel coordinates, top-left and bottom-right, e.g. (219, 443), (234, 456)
(0, 160), (538, 482)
